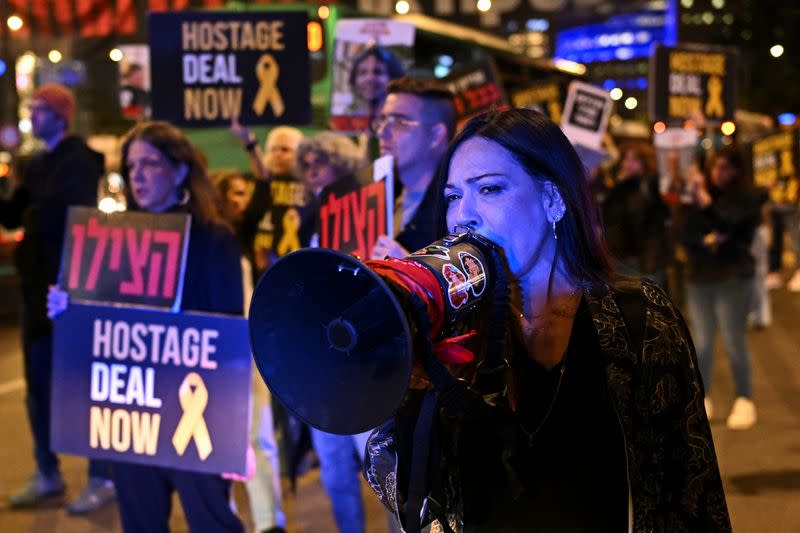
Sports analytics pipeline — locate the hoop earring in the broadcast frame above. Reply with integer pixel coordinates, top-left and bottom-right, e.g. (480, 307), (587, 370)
(179, 187), (190, 206)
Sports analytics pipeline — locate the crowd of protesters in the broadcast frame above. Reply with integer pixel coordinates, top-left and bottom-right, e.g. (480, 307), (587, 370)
(1, 62), (798, 531)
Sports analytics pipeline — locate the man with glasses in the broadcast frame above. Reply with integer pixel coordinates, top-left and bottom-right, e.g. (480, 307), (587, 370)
(0, 84), (109, 513)
(370, 78), (456, 259)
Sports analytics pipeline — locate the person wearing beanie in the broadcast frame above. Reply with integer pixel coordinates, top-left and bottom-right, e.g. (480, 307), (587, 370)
(0, 84), (113, 513)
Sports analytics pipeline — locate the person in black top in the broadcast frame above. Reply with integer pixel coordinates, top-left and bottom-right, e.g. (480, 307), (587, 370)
(0, 84), (114, 512)
(364, 109), (731, 532)
(680, 146), (762, 430)
(603, 142), (670, 286)
(370, 78), (456, 259)
(230, 120), (311, 275)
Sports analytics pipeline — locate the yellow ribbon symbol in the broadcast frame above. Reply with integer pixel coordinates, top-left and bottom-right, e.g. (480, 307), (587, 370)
(705, 75), (724, 118)
(172, 372), (213, 460)
(276, 208), (301, 256)
(780, 150), (795, 176)
(252, 54), (285, 117)
(548, 101), (562, 123)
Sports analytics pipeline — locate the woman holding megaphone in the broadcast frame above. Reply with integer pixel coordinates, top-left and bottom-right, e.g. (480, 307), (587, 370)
(362, 109), (731, 532)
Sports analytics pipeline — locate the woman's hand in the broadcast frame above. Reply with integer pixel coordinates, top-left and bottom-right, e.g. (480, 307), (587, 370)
(221, 444), (256, 482)
(230, 114), (255, 147)
(370, 235), (409, 260)
(47, 285), (69, 319)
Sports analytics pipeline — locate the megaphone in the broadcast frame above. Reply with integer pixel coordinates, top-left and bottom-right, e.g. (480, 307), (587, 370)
(248, 232), (496, 435)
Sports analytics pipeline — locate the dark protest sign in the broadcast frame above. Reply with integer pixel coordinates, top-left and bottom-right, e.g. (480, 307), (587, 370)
(444, 57), (508, 130)
(750, 130), (799, 205)
(649, 44), (737, 124)
(319, 176), (392, 260)
(148, 11), (310, 127)
(59, 208), (190, 311)
(560, 81), (613, 150)
(51, 303), (251, 475)
(511, 80), (564, 123)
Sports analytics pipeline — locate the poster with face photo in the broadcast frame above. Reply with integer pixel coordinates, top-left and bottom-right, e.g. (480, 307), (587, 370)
(118, 45), (151, 120)
(330, 19), (414, 134)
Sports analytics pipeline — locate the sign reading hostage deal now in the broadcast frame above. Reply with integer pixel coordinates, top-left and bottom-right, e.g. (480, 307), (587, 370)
(60, 207), (190, 310)
(148, 10), (310, 126)
(750, 130), (800, 205)
(649, 44), (738, 124)
(51, 303), (251, 475)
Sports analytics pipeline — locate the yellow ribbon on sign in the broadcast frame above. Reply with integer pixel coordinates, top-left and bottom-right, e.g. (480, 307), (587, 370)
(705, 75), (724, 118)
(172, 372), (213, 460)
(780, 150), (795, 176)
(276, 208), (301, 256)
(252, 54), (285, 117)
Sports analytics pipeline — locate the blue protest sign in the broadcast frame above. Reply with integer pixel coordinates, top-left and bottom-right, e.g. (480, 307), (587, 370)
(51, 303), (251, 475)
(148, 10), (311, 127)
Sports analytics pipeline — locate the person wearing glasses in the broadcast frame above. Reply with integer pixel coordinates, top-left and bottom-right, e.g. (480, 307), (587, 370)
(370, 77), (456, 260)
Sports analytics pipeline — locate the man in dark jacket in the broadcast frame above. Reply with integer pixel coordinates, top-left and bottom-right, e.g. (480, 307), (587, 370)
(370, 78), (456, 259)
(0, 84), (110, 512)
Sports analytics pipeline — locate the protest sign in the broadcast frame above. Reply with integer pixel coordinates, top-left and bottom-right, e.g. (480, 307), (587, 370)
(649, 44), (737, 124)
(330, 19), (414, 133)
(148, 10), (310, 127)
(444, 57), (508, 131)
(511, 80), (564, 123)
(750, 130), (799, 205)
(51, 303), (251, 475)
(560, 81), (613, 150)
(318, 174), (393, 259)
(653, 127), (699, 203)
(59, 208), (190, 311)
(118, 44), (151, 120)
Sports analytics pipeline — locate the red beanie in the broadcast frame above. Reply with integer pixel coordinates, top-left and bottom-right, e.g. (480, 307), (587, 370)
(32, 83), (76, 127)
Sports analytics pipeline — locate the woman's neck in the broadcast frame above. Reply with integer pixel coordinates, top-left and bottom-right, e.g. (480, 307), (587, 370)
(514, 259), (583, 369)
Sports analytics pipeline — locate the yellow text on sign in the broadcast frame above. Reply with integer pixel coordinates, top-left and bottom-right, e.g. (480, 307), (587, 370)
(90, 407), (161, 456)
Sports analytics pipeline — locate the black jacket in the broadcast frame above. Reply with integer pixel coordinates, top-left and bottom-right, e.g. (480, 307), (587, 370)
(0, 136), (103, 339)
(181, 219), (244, 315)
(680, 185), (761, 282)
(365, 279), (731, 532)
(396, 175), (441, 254)
(603, 175), (670, 273)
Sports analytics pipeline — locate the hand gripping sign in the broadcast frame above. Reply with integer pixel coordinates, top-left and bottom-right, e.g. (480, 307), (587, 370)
(51, 303), (251, 475)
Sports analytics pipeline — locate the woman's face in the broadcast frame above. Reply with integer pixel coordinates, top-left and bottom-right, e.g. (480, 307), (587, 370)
(354, 53), (390, 104)
(225, 176), (249, 221)
(711, 155), (738, 189)
(620, 149), (645, 180)
(301, 150), (338, 194)
(126, 139), (185, 213)
(445, 137), (552, 279)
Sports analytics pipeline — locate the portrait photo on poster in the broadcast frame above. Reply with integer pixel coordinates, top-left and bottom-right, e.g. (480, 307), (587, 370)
(442, 262), (470, 309)
(459, 251), (486, 297)
(330, 19), (414, 133)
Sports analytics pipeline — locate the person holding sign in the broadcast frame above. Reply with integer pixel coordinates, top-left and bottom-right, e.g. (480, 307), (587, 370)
(364, 109), (730, 532)
(679, 146), (762, 430)
(0, 84), (113, 513)
(49, 121), (246, 532)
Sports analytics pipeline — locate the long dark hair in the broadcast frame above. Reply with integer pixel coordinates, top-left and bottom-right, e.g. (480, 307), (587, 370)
(436, 108), (613, 286)
(121, 121), (231, 230)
